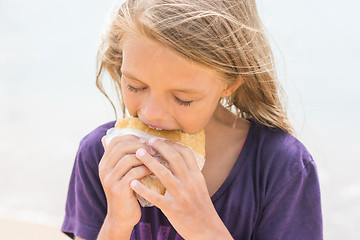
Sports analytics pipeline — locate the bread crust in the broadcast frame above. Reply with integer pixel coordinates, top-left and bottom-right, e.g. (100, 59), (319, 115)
(115, 117), (205, 157)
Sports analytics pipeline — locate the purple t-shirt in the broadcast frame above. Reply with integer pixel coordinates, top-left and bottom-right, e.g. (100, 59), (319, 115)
(61, 120), (323, 239)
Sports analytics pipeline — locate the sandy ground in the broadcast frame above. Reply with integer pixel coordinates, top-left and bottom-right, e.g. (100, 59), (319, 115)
(0, 218), (69, 240)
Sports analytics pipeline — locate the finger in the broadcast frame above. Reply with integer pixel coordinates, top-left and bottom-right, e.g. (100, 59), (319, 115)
(130, 179), (165, 208)
(109, 154), (144, 180)
(166, 142), (201, 172)
(101, 134), (139, 164)
(101, 136), (107, 148)
(135, 148), (178, 191)
(106, 165), (152, 198)
(120, 165), (153, 195)
(147, 138), (189, 179)
(108, 141), (146, 167)
(105, 134), (140, 151)
(122, 165), (153, 183)
(103, 133), (156, 156)
(100, 140), (154, 172)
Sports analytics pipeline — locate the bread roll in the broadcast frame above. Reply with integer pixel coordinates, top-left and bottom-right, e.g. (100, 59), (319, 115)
(106, 117), (206, 207)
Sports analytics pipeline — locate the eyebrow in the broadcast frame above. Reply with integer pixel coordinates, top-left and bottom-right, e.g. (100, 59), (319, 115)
(121, 71), (204, 93)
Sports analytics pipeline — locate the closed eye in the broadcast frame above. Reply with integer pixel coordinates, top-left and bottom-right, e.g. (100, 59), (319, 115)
(173, 96), (193, 106)
(126, 84), (146, 93)
(125, 83), (194, 107)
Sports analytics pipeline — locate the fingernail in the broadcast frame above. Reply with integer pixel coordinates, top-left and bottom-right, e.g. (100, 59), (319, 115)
(130, 180), (138, 189)
(106, 127), (115, 135)
(136, 148), (146, 158)
(149, 137), (161, 145)
(101, 136), (107, 147)
(139, 138), (146, 144)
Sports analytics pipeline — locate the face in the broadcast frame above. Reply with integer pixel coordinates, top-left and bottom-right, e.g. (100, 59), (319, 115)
(120, 34), (228, 134)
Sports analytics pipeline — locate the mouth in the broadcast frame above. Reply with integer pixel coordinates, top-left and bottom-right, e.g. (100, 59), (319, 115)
(147, 125), (165, 131)
(138, 117), (170, 131)
(137, 116), (183, 132)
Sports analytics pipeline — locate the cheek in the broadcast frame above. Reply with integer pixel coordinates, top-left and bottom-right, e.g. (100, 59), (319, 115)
(177, 98), (219, 133)
(198, 102), (218, 123)
(195, 94), (221, 125)
(120, 87), (138, 116)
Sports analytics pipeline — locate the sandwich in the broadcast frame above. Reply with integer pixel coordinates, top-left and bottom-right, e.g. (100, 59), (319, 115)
(106, 117), (206, 206)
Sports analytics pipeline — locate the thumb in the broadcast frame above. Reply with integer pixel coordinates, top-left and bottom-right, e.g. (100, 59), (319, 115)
(101, 135), (107, 148)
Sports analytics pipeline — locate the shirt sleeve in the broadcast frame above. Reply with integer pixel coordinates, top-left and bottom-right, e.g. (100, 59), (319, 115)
(61, 128), (108, 240)
(253, 158), (323, 240)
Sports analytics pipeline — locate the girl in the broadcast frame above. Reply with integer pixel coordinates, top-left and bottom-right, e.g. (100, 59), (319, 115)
(62, 0), (323, 239)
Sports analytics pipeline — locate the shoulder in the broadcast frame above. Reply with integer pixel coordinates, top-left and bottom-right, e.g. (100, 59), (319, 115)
(249, 121), (313, 168)
(246, 121), (317, 198)
(77, 121), (116, 165)
(244, 123), (323, 239)
(80, 121), (116, 146)
(62, 122), (114, 239)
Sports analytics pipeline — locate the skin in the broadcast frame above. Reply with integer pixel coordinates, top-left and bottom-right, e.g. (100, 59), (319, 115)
(120, 35), (231, 134)
(88, 34), (248, 240)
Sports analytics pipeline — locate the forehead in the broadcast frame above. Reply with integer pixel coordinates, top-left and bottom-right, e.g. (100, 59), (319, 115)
(121, 34), (223, 86)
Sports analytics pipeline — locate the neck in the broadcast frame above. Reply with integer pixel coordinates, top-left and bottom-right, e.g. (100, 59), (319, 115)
(205, 104), (237, 132)
(204, 104), (249, 146)
(204, 104), (233, 143)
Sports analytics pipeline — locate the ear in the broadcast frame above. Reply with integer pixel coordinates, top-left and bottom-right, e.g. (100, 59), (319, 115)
(221, 75), (245, 98)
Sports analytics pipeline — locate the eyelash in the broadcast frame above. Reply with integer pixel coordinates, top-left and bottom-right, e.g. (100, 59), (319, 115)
(125, 84), (193, 107)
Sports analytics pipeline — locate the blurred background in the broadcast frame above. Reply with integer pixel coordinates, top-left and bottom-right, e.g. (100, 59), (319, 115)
(0, 0), (359, 239)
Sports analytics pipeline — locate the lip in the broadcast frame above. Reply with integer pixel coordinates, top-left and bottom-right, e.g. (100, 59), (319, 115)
(139, 118), (172, 131)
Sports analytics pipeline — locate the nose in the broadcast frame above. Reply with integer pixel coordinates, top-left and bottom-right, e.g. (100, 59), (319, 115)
(140, 94), (169, 123)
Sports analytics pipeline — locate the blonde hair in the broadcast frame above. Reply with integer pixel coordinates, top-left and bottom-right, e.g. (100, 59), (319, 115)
(96, 0), (293, 134)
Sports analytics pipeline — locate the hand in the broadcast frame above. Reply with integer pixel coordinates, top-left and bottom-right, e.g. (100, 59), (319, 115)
(99, 134), (155, 228)
(131, 138), (233, 239)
